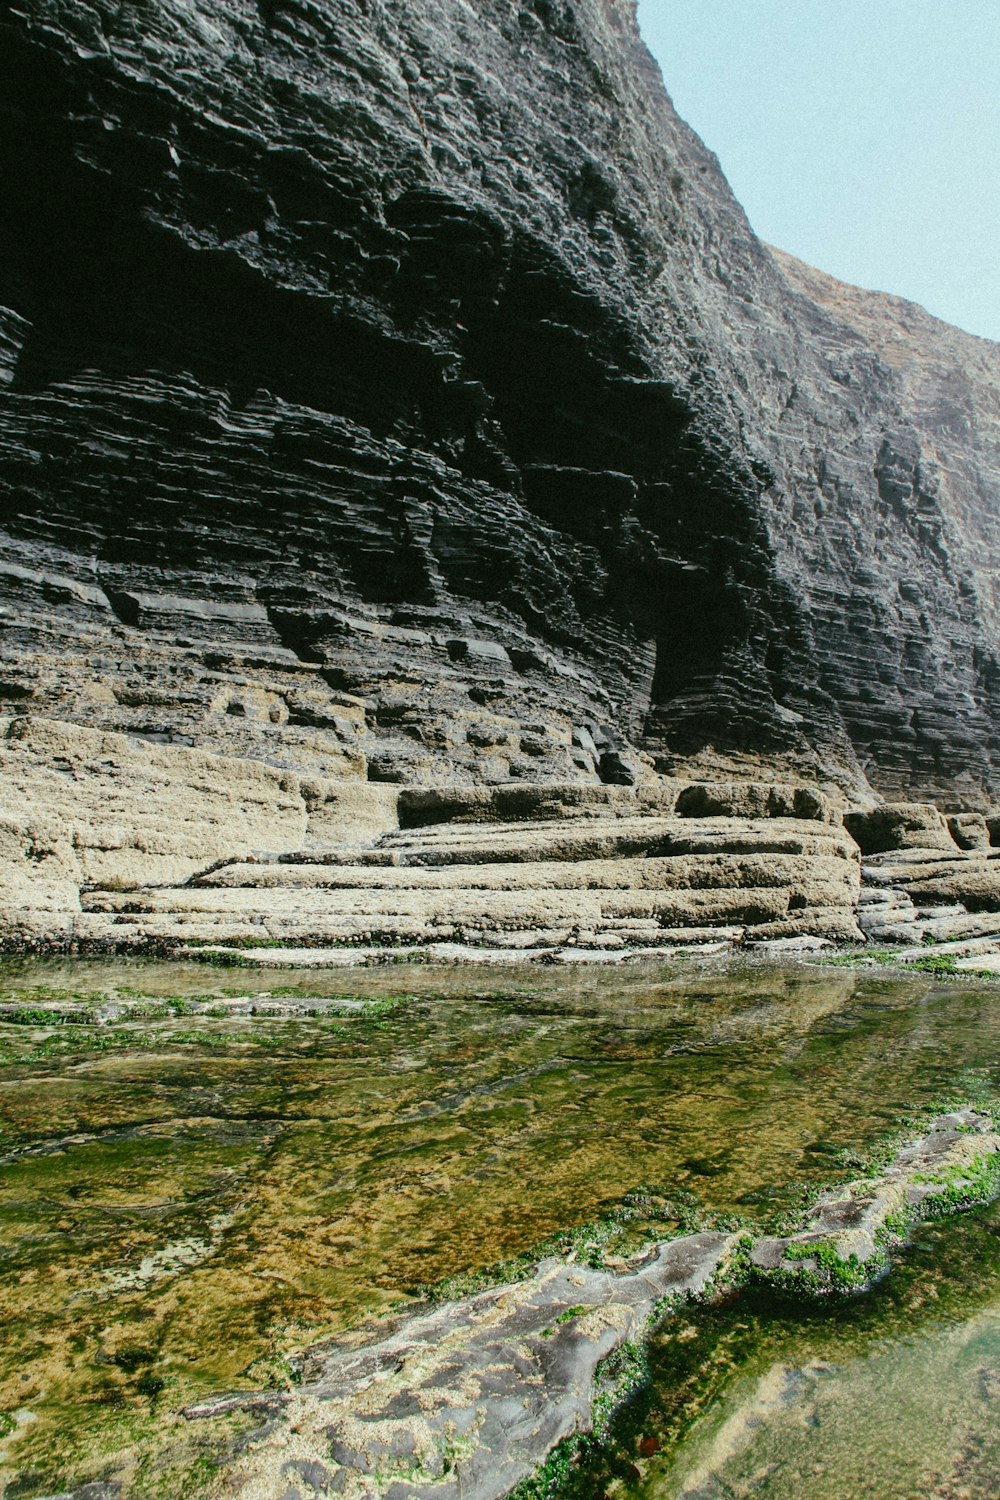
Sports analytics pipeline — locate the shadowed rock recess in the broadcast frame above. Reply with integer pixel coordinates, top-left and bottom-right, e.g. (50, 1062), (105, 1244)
(2, 0), (1000, 950)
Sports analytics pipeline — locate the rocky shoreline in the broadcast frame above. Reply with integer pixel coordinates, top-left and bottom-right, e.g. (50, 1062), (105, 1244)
(176, 1109), (1000, 1500)
(8, 716), (1000, 971)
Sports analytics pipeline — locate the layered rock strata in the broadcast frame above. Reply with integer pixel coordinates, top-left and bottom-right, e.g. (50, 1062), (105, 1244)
(80, 814), (862, 955)
(849, 801), (1000, 953)
(0, 715), (862, 953)
(13, 717), (1000, 960)
(0, 0), (998, 806)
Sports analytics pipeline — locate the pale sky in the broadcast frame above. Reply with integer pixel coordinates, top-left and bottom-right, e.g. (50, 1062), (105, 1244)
(636, 0), (1000, 343)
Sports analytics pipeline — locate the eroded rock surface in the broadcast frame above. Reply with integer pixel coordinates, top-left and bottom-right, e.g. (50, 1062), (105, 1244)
(846, 800), (1000, 953)
(15, 715), (1000, 960)
(0, 714), (863, 948)
(0, 714), (399, 939)
(186, 1234), (733, 1500)
(0, 0), (998, 805)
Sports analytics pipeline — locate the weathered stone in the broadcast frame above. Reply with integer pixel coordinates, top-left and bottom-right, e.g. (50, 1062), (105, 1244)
(947, 813), (992, 851)
(676, 782), (837, 823)
(844, 803), (957, 854)
(4, 0), (1000, 962)
(185, 1112), (1000, 1500)
(189, 1235), (734, 1500)
(0, 715), (406, 938)
(0, 0), (997, 806)
(862, 845), (1000, 913)
(0, 712), (870, 950)
(68, 801), (860, 950)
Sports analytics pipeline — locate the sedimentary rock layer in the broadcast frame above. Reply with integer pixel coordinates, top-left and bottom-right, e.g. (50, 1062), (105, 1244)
(1, 0), (998, 802)
(14, 717), (1000, 959)
(0, 715), (862, 949)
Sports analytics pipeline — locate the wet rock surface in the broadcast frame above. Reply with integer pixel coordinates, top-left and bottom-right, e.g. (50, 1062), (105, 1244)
(181, 1110), (1000, 1500)
(186, 1234), (733, 1500)
(0, 0), (997, 804)
(750, 1110), (1000, 1284)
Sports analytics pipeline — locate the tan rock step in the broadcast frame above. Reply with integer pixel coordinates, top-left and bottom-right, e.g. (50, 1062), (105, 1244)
(75, 889), (859, 942)
(648, 924), (746, 944)
(955, 954), (1000, 974)
(737, 908), (862, 943)
(894, 934), (1000, 961)
(892, 869), (1000, 908)
(858, 890), (915, 913)
(82, 911), (478, 939)
(863, 925), (930, 945)
(190, 852), (856, 897)
(171, 941), (704, 968)
(394, 781), (837, 828)
(277, 849), (404, 868)
(858, 884), (910, 903)
(863, 849), (970, 872)
(83, 876), (854, 928)
(377, 816), (857, 867)
(746, 934), (833, 953)
(859, 905), (917, 929)
(919, 912), (1000, 941)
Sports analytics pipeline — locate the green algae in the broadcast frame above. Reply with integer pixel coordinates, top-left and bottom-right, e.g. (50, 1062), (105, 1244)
(547, 1199), (1000, 1500)
(1, 956), (1000, 1494)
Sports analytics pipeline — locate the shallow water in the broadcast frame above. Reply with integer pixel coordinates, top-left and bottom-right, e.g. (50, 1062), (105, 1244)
(0, 955), (999, 1494)
(583, 1201), (1000, 1500)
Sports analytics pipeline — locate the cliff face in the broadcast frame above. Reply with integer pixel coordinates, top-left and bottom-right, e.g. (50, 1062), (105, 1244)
(1, 0), (998, 803)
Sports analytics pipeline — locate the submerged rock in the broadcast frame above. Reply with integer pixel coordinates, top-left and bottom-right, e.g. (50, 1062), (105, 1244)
(184, 1110), (1000, 1499)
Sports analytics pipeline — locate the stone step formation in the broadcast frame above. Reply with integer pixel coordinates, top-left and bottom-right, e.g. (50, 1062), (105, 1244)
(850, 802), (1000, 957)
(2, 2), (1000, 1495)
(7, 717), (1000, 964)
(78, 812), (863, 959)
(2, 0), (1000, 959)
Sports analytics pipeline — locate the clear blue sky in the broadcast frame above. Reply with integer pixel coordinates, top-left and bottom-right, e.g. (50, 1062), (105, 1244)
(636, 0), (1000, 342)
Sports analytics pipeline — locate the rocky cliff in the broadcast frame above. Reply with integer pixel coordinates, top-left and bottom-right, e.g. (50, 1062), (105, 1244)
(1, 0), (998, 805)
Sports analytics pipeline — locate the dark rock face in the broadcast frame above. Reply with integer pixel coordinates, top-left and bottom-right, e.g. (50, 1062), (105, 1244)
(1, 0), (997, 799)
(768, 250), (1000, 804)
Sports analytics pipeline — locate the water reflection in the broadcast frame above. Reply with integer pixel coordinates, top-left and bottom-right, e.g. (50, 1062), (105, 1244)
(630, 1205), (1000, 1500)
(0, 955), (997, 1491)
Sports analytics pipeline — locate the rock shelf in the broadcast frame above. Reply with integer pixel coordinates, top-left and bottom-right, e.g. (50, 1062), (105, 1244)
(10, 719), (1000, 964)
(2, 716), (864, 954)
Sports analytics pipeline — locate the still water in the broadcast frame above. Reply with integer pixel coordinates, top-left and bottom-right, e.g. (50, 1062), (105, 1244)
(589, 1203), (1000, 1500)
(0, 956), (998, 1496)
